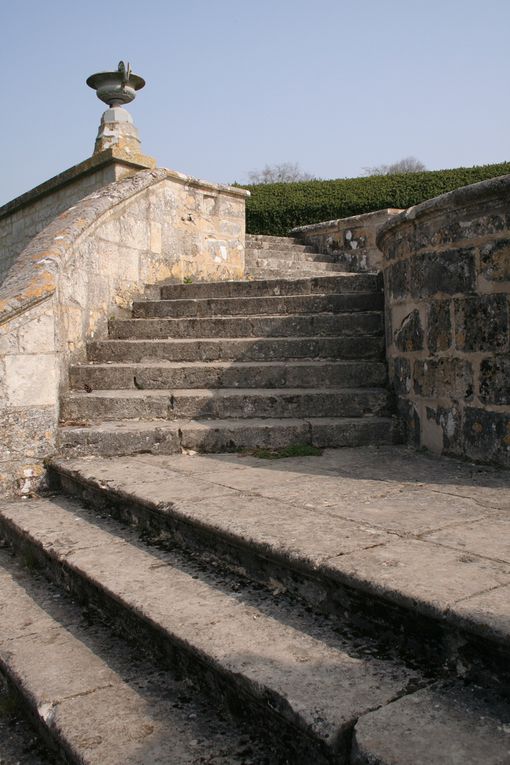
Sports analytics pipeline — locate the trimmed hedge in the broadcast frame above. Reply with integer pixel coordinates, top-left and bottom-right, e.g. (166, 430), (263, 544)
(240, 162), (510, 236)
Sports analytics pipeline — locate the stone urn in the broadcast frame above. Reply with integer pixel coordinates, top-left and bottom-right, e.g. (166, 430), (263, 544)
(86, 61), (145, 107)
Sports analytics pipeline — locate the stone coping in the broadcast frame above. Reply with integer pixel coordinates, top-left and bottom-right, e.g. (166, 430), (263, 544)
(290, 208), (402, 235)
(0, 148), (157, 220)
(0, 168), (249, 326)
(376, 173), (510, 249)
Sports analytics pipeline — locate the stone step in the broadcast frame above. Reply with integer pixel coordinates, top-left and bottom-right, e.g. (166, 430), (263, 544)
(57, 416), (401, 457)
(0, 495), (420, 764)
(109, 311), (383, 340)
(246, 259), (347, 274)
(245, 242), (317, 253)
(0, 542), (276, 764)
(245, 248), (336, 262)
(70, 360), (388, 391)
(87, 335), (385, 364)
(47, 448), (510, 698)
(132, 293), (380, 319)
(61, 387), (392, 423)
(159, 274), (380, 299)
(245, 234), (302, 246)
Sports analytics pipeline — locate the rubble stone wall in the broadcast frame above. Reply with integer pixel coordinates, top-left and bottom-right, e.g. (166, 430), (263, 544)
(377, 175), (510, 467)
(291, 209), (402, 272)
(0, 168), (247, 497)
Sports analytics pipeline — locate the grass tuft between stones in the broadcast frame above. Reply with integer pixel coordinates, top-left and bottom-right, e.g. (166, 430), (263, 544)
(246, 444), (323, 460)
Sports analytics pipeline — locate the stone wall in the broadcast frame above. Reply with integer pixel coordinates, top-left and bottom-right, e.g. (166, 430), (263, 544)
(0, 168), (248, 497)
(291, 209), (402, 272)
(377, 175), (510, 467)
(0, 148), (156, 284)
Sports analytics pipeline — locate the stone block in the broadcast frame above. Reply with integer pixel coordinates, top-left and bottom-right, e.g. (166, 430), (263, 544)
(427, 300), (452, 353)
(463, 407), (510, 467)
(392, 357), (412, 395)
(425, 403), (461, 453)
(394, 309), (424, 352)
(4, 354), (58, 407)
(454, 294), (509, 352)
(385, 260), (408, 299)
(479, 355), (510, 405)
(17, 311), (55, 354)
(480, 239), (510, 281)
(410, 249), (476, 298)
(414, 358), (474, 400)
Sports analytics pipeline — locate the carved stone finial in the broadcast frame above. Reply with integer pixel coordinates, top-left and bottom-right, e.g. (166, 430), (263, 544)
(86, 62), (145, 108)
(86, 62), (147, 156)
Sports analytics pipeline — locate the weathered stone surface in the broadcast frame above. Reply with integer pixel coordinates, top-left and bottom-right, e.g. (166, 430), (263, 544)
(392, 357), (411, 395)
(410, 249), (476, 297)
(385, 260), (408, 298)
(379, 175), (510, 467)
(413, 358), (473, 400)
(427, 300), (452, 353)
(463, 407), (510, 467)
(455, 294), (509, 352)
(394, 309), (424, 352)
(480, 238), (510, 281)
(352, 683), (510, 765)
(480, 355), (510, 404)
(0, 496), (417, 762)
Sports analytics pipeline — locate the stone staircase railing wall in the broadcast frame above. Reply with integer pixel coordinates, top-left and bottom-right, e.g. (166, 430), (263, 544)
(0, 168), (248, 497)
(0, 148), (157, 285)
(291, 208), (402, 272)
(377, 175), (510, 467)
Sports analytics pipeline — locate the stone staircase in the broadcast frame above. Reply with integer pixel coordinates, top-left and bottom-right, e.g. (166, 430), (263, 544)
(1, 446), (510, 764)
(58, 272), (400, 457)
(2, 237), (509, 763)
(245, 234), (348, 278)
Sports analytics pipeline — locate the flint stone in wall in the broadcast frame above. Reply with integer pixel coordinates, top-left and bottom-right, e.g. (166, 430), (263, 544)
(454, 294), (509, 352)
(394, 309), (424, 352)
(410, 249), (477, 298)
(480, 356), (510, 405)
(397, 398), (420, 446)
(463, 407), (510, 467)
(414, 358), (474, 400)
(427, 301), (452, 354)
(480, 240), (510, 281)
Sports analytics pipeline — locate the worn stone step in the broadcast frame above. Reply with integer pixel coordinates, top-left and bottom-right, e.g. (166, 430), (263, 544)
(47, 448), (510, 696)
(0, 545), (276, 764)
(87, 335), (385, 364)
(132, 293), (380, 319)
(159, 274), (380, 299)
(351, 681), (510, 765)
(109, 311), (383, 340)
(61, 387), (392, 422)
(245, 242), (317, 253)
(70, 360), (387, 391)
(246, 259), (347, 273)
(246, 234), (302, 246)
(57, 416), (401, 457)
(0, 495), (419, 764)
(245, 249), (336, 262)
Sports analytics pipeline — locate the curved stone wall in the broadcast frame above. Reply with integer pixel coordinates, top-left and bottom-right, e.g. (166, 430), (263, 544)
(377, 175), (510, 467)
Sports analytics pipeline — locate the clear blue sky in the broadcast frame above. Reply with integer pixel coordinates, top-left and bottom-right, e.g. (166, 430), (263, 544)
(2, 0), (509, 205)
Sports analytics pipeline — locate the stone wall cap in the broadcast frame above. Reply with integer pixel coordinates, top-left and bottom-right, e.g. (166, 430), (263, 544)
(0, 148), (157, 220)
(161, 168), (250, 199)
(376, 173), (510, 246)
(290, 208), (402, 234)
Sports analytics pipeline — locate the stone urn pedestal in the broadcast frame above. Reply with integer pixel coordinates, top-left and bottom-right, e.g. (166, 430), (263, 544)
(87, 62), (147, 158)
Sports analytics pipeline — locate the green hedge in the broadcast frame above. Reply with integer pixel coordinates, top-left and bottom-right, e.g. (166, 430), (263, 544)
(240, 162), (510, 236)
